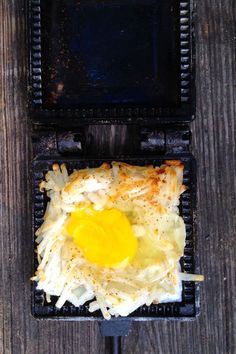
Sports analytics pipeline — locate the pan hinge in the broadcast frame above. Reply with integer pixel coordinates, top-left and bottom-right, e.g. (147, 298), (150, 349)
(140, 125), (190, 154)
(32, 128), (85, 157)
(32, 125), (190, 158)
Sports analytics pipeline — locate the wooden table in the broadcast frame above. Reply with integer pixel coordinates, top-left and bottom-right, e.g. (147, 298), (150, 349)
(0, 1), (235, 353)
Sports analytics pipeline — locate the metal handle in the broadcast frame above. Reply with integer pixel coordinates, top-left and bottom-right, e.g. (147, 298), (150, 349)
(99, 319), (131, 337)
(99, 320), (131, 354)
(111, 337), (122, 354)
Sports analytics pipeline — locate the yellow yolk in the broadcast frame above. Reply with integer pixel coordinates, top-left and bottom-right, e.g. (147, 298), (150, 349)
(66, 208), (137, 268)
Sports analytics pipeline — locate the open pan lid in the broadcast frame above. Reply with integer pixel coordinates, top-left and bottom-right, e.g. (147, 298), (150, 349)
(29, 0), (195, 125)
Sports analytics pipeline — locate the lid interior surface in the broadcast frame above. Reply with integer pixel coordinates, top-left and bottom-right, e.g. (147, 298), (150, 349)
(41, 0), (180, 109)
(31, 0), (193, 122)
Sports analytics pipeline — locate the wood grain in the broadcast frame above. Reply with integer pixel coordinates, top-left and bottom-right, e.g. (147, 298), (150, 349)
(0, 1), (235, 354)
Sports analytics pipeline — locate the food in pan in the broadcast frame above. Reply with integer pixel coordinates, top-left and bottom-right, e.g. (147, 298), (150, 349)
(32, 161), (203, 319)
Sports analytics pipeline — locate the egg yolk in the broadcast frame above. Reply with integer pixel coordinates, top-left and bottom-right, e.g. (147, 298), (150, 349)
(66, 208), (137, 268)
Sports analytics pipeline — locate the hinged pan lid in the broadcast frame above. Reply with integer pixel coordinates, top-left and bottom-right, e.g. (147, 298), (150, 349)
(30, 0), (195, 125)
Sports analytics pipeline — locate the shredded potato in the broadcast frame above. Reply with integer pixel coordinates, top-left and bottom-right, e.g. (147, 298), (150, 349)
(32, 161), (203, 319)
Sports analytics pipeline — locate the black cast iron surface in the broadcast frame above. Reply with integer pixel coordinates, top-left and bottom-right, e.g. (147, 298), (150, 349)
(32, 155), (198, 320)
(30, 0), (194, 123)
